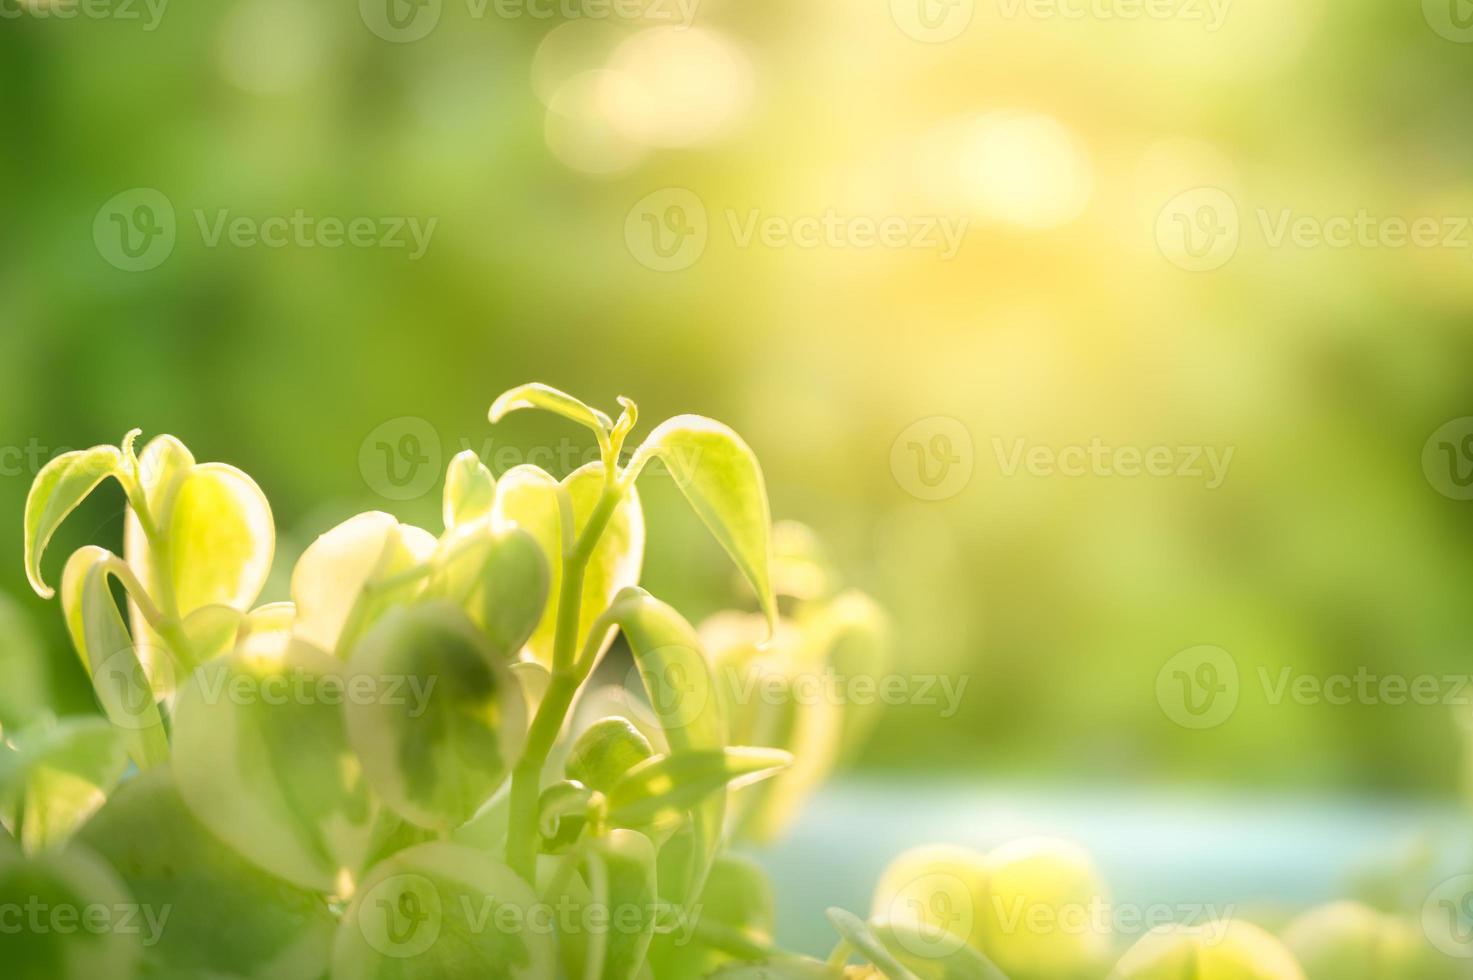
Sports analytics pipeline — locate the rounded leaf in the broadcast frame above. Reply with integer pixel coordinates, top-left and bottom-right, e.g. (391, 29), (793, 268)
(1110, 920), (1306, 980)
(427, 521), (549, 657)
(565, 717), (654, 795)
(331, 841), (554, 978)
(1281, 902), (1430, 980)
(345, 603), (527, 831)
(443, 450), (496, 530)
(172, 640), (379, 892)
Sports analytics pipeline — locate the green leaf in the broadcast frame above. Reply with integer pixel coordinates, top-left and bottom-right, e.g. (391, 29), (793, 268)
(629, 416), (776, 629)
(492, 463), (644, 668)
(23, 443), (124, 599)
(606, 748), (791, 831)
(427, 521), (549, 656)
(77, 767), (337, 980)
(490, 382), (614, 433)
(344, 603), (527, 831)
(331, 841), (555, 978)
(536, 780), (595, 853)
(601, 588), (725, 903)
(291, 511), (437, 657)
(827, 908), (922, 980)
(171, 639), (380, 893)
(565, 717), (654, 795)
(0, 718), (127, 854)
(707, 960), (835, 979)
(0, 842), (140, 980)
(554, 830), (659, 980)
(647, 852), (776, 978)
(443, 450), (496, 529)
(58, 547), (169, 769)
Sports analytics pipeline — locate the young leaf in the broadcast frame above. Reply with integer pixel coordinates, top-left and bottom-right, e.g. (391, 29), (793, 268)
(588, 831), (661, 980)
(443, 450), (496, 530)
(171, 640), (380, 893)
(77, 767), (337, 980)
(489, 382), (614, 433)
(628, 416), (776, 628)
(290, 512), (436, 657)
(23, 443), (124, 598)
(867, 920), (1011, 980)
(647, 852), (776, 978)
(492, 463), (644, 668)
(332, 841), (555, 978)
(565, 716), (654, 794)
(58, 548), (169, 769)
(426, 521), (549, 656)
(605, 748), (792, 831)
(0, 717), (127, 854)
(344, 603), (527, 831)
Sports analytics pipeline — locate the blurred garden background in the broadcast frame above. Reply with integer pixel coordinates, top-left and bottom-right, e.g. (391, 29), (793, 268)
(3, 0), (1473, 818)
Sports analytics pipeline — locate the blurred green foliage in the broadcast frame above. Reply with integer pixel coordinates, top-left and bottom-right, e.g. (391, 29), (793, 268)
(4, 0), (1473, 800)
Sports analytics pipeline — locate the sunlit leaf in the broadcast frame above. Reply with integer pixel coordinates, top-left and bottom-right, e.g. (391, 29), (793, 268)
(172, 639), (380, 893)
(344, 603), (527, 831)
(58, 547), (168, 769)
(1109, 921), (1306, 980)
(551, 830), (659, 980)
(867, 919), (1010, 980)
(0, 842), (140, 980)
(647, 852), (776, 978)
(629, 415), (776, 628)
(0, 718), (126, 853)
(443, 450), (496, 530)
(427, 521), (548, 657)
(489, 382), (614, 433)
(605, 748), (791, 831)
(78, 767), (337, 980)
(827, 907), (922, 980)
(565, 717), (654, 795)
(24, 443), (124, 599)
(291, 511), (436, 657)
(331, 841), (554, 978)
(536, 780), (594, 853)
(492, 463), (644, 668)
(180, 603), (245, 668)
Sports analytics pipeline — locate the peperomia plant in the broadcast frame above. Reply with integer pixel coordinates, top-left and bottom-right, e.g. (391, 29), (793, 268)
(3, 385), (1446, 980)
(3, 383), (922, 980)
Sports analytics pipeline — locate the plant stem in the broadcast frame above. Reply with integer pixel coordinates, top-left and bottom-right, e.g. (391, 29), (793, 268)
(506, 481), (624, 882)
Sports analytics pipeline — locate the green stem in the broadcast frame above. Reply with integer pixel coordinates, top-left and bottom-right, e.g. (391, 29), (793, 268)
(506, 480), (624, 882)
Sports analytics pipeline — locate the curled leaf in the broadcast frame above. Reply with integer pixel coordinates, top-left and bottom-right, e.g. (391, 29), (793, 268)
(490, 382), (614, 432)
(443, 450), (496, 530)
(24, 443), (124, 598)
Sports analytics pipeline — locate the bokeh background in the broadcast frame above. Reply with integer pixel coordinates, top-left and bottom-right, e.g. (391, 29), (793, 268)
(4, 0), (1473, 884)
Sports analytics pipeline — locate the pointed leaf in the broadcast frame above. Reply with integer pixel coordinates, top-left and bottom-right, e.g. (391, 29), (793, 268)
(23, 444), (123, 598)
(630, 416), (776, 628)
(867, 919), (1011, 980)
(58, 548), (169, 769)
(344, 603), (527, 831)
(606, 748), (791, 831)
(490, 382), (614, 432)
(443, 450), (496, 530)
(826, 908), (923, 980)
